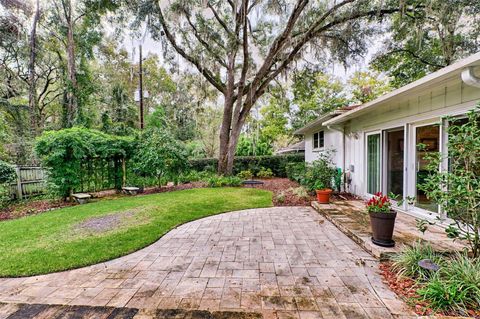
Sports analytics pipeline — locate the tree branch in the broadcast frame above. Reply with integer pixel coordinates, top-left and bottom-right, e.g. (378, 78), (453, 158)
(154, 0), (226, 94)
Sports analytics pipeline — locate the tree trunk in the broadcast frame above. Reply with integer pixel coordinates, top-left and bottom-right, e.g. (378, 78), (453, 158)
(218, 95), (234, 174)
(28, 0), (40, 136)
(65, 0), (77, 127)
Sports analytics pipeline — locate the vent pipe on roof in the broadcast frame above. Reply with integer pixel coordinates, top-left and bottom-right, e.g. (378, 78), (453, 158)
(461, 67), (480, 88)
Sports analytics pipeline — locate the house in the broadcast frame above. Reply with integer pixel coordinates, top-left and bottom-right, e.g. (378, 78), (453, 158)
(274, 140), (305, 155)
(294, 52), (480, 221)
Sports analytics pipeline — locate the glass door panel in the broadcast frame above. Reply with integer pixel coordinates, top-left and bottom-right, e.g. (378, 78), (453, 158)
(367, 134), (381, 194)
(415, 125), (440, 212)
(386, 129), (404, 197)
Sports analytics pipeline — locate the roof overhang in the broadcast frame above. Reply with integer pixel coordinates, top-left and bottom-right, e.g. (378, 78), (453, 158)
(323, 52), (480, 126)
(293, 109), (349, 135)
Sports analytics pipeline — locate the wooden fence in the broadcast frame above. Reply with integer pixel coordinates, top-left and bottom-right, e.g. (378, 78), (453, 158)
(11, 166), (48, 199)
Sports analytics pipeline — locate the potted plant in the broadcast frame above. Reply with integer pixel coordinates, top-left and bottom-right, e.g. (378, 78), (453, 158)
(303, 153), (336, 204)
(314, 181), (332, 204)
(366, 192), (397, 247)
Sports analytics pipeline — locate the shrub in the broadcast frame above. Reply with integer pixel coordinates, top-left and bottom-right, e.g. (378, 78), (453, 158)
(285, 162), (307, 183)
(237, 170), (253, 180)
(190, 154), (304, 177)
(420, 108), (480, 257)
(178, 170), (214, 184)
(0, 160), (16, 208)
(132, 128), (189, 187)
(257, 167), (274, 179)
(302, 154), (337, 191)
(0, 160), (16, 184)
(276, 192), (286, 204)
(418, 254), (480, 313)
(392, 241), (444, 281)
(290, 186), (310, 199)
(207, 175), (242, 188)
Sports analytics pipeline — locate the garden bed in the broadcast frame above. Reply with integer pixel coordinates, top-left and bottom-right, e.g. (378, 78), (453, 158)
(380, 262), (480, 318)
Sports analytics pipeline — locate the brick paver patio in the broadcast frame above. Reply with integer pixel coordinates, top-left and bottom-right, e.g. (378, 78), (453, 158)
(0, 207), (415, 318)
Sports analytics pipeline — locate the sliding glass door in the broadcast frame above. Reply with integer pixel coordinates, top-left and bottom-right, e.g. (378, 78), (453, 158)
(367, 133), (381, 194)
(386, 129), (404, 197)
(415, 124), (440, 212)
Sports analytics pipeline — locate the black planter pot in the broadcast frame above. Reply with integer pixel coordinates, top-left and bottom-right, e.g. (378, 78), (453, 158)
(369, 210), (397, 247)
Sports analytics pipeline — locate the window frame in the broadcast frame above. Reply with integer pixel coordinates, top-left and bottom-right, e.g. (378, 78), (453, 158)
(312, 130), (325, 150)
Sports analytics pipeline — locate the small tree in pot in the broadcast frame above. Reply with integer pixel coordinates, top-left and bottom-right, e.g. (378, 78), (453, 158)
(366, 192), (397, 247)
(303, 153), (336, 204)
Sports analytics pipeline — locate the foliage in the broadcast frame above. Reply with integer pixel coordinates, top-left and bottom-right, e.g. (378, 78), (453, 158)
(35, 127), (134, 198)
(0, 160), (16, 184)
(190, 154), (305, 178)
(417, 254), (480, 313)
(276, 192), (286, 204)
(132, 128), (189, 186)
(0, 160), (16, 208)
(292, 69), (350, 130)
(419, 109), (480, 257)
(207, 176), (242, 188)
(392, 241), (444, 280)
(257, 167), (274, 179)
(0, 187), (272, 276)
(302, 154), (337, 192)
(286, 162), (307, 184)
(365, 192), (395, 213)
(372, 0), (480, 88)
(291, 186), (310, 200)
(236, 135), (273, 157)
(348, 71), (392, 103)
(237, 170), (253, 180)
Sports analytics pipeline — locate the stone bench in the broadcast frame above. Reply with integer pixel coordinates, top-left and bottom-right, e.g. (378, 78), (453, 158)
(72, 193), (92, 204)
(242, 180), (265, 188)
(122, 187), (140, 195)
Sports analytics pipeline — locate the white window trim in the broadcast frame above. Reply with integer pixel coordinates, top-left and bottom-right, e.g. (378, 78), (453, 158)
(312, 130), (325, 151)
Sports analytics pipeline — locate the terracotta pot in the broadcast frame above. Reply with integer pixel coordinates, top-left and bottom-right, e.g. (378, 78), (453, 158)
(369, 210), (397, 247)
(316, 189), (332, 204)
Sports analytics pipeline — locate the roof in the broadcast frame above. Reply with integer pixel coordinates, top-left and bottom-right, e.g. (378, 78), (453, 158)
(323, 52), (480, 126)
(293, 105), (361, 135)
(275, 140), (305, 154)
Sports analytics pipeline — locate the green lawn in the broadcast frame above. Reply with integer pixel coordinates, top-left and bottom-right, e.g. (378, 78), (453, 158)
(0, 187), (272, 277)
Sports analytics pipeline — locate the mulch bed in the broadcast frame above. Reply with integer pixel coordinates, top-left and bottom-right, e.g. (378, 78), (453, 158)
(254, 178), (315, 206)
(380, 262), (480, 318)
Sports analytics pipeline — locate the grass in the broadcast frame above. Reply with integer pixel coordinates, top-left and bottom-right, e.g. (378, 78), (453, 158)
(0, 187), (272, 277)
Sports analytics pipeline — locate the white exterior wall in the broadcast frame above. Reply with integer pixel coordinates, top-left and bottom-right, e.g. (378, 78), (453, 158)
(343, 77), (480, 199)
(304, 128), (344, 169)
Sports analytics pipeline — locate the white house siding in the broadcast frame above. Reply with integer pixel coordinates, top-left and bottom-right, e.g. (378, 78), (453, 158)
(342, 76), (480, 199)
(304, 128), (344, 169)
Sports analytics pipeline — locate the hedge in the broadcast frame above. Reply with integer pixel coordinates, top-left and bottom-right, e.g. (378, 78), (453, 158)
(189, 154), (305, 177)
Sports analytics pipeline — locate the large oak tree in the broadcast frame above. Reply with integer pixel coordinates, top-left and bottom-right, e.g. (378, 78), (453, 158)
(128, 0), (407, 174)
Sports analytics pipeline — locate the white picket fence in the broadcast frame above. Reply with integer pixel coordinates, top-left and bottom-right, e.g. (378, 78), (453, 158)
(11, 166), (48, 199)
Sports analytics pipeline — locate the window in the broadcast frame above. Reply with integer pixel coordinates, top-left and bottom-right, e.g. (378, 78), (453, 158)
(313, 131), (324, 149)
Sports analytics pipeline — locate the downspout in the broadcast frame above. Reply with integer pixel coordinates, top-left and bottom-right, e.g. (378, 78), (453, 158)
(327, 124), (346, 192)
(461, 67), (480, 88)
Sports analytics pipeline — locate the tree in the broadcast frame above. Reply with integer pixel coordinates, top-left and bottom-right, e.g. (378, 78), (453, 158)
(291, 68), (350, 130)
(348, 70), (392, 103)
(46, 0), (119, 127)
(128, 0), (403, 174)
(372, 0), (480, 88)
(420, 109), (480, 258)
